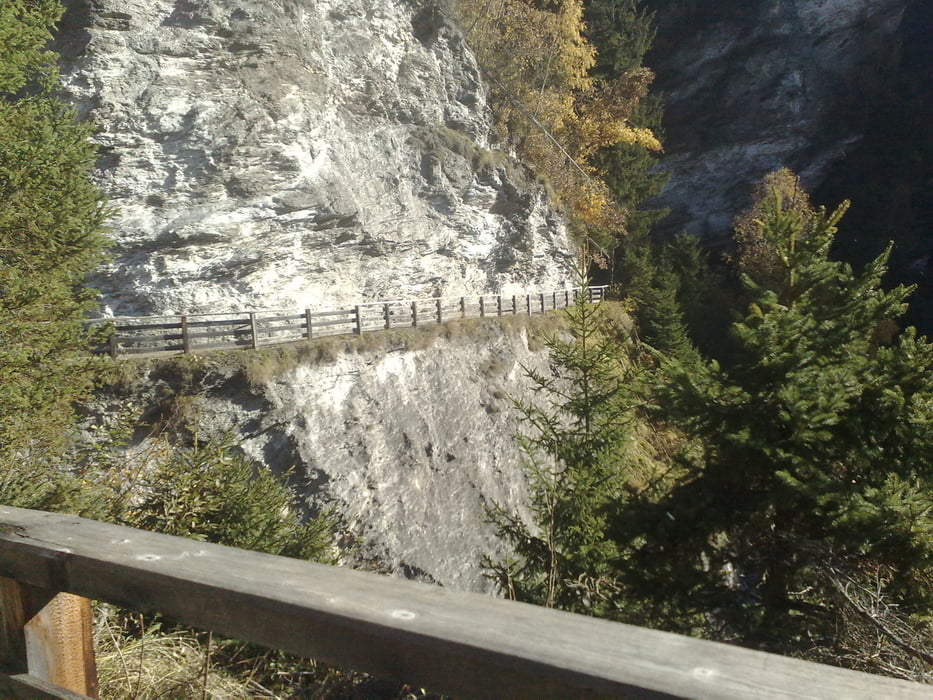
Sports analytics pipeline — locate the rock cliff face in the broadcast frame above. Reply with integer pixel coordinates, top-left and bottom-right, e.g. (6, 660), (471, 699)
(56, 0), (575, 315)
(59, 0), (584, 590)
(646, 0), (910, 242)
(113, 320), (559, 591)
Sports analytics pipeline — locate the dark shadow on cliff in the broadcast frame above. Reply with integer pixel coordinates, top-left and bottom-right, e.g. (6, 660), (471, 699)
(52, 1), (93, 60)
(816, 0), (933, 335)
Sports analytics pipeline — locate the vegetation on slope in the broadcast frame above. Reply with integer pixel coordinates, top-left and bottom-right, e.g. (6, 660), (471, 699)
(455, 0), (692, 360)
(634, 173), (933, 678)
(493, 170), (933, 682)
(0, 0), (110, 495)
(455, 0), (662, 252)
(484, 290), (643, 615)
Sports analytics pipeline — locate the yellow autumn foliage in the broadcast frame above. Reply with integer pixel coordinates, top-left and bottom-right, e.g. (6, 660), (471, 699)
(732, 168), (814, 289)
(456, 0), (661, 233)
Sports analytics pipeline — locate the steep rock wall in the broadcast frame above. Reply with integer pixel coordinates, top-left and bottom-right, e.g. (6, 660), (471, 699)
(56, 0), (575, 315)
(646, 0), (910, 242)
(113, 320), (561, 591)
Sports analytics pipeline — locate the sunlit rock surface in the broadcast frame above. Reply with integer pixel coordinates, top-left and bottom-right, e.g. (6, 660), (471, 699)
(108, 321), (556, 591)
(56, 0), (575, 315)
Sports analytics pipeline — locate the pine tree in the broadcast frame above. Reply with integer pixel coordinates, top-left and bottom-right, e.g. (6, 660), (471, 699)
(731, 167), (814, 296)
(0, 0), (110, 501)
(125, 435), (335, 562)
(618, 173), (933, 675)
(584, 0), (656, 79)
(579, 3), (691, 356)
(485, 285), (641, 616)
(584, 1), (668, 247)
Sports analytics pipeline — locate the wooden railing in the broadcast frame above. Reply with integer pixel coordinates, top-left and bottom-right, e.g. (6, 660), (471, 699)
(0, 507), (930, 699)
(93, 286), (609, 358)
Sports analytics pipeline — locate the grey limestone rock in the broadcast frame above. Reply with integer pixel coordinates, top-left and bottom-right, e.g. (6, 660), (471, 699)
(56, 0), (576, 315)
(113, 322), (556, 592)
(647, 0), (909, 242)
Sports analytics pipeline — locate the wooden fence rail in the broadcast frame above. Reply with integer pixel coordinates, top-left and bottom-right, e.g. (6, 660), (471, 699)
(93, 286), (608, 358)
(0, 507), (930, 699)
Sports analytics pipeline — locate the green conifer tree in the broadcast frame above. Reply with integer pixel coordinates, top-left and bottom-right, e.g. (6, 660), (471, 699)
(125, 435), (335, 562)
(485, 286), (641, 616)
(0, 0), (110, 503)
(618, 174), (933, 675)
(583, 0), (668, 247)
(580, 2), (693, 356)
(584, 0), (656, 79)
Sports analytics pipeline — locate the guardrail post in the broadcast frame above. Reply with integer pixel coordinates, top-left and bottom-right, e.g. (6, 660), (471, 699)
(0, 578), (98, 698)
(249, 312), (259, 349)
(85, 286), (613, 359)
(181, 315), (190, 353)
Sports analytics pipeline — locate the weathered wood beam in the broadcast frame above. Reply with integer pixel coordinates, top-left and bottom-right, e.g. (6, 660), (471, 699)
(0, 507), (929, 700)
(0, 578), (97, 698)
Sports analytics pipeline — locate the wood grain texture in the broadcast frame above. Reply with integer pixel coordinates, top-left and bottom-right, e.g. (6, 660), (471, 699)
(25, 594), (97, 698)
(0, 579), (97, 698)
(0, 507), (929, 700)
(0, 577), (31, 672)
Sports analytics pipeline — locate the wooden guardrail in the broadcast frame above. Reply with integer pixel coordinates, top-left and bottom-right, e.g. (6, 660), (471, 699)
(93, 286), (609, 358)
(0, 507), (930, 699)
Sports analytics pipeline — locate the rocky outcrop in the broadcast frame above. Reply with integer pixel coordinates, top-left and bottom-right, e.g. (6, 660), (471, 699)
(56, 0), (575, 315)
(646, 0), (910, 242)
(108, 319), (562, 591)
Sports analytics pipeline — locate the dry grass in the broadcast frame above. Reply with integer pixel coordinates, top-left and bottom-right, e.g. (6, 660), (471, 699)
(95, 608), (276, 700)
(94, 606), (449, 700)
(412, 124), (514, 176)
(233, 311), (576, 386)
(111, 303), (599, 390)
